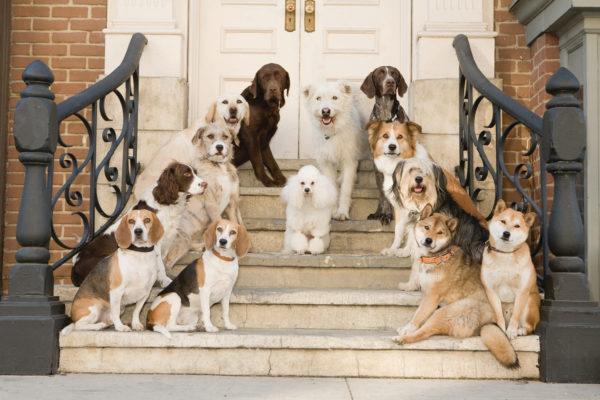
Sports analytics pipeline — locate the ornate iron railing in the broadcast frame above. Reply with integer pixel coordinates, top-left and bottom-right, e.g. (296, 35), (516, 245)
(453, 34), (548, 273)
(49, 33), (146, 269)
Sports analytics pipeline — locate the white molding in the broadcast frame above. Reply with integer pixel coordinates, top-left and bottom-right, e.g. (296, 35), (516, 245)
(322, 28), (379, 54)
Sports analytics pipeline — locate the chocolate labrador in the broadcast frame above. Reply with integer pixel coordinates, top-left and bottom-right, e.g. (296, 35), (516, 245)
(361, 66), (409, 224)
(233, 63), (290, 187)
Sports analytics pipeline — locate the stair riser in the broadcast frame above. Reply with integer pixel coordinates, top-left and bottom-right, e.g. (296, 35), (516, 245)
(59, 348), (539, 379)
(248, 231), (394, 253)
(241, 197), (379, 220)
(239, 170), (378, 189)
(63, 303), (415, 330)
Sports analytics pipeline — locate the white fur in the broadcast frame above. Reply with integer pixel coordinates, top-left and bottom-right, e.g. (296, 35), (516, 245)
(303, 81), (369, 220)
(281, 165), (338, 255)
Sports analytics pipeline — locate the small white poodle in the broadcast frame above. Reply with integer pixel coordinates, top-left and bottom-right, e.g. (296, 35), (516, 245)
(281, 165), (338, 255)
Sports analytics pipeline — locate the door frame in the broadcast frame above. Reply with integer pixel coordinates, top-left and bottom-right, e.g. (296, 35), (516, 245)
(187, 0), (413, 133)
(0, 0), (10, 295)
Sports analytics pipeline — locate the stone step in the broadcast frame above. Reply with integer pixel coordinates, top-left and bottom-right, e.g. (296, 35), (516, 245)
(56, 286), (420, 330)
(59, 328), (539, 379)
(240, 187), (380, 220)
(243, 218), (395, 253)
(238, 159), (378, 189)
(172, 252), (411, 290)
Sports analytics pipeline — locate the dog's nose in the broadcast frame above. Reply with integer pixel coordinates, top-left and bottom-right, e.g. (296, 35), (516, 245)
(304, 187), (311, 193)
(134, 228), (143, 236)
(424, 237), (433, 246)
(502, 231), (511, 239)
(415, 176), (423, 184)
(219, 238), (228, 246)
(229, 107), (237, 116)
(200, 181), (208, 188)
(385, 79), (395, 87)
(269, 87), (277, 93)
(388, 144), (397, 151)
(322, 108), (331, 116)
(216, 144), (224, 152)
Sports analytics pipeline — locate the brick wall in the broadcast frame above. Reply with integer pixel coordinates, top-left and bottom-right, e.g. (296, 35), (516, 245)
(3, 0), (107, 291)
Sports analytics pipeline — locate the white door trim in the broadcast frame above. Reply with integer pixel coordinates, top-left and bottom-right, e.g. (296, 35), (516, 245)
(188, 0), (413, 126)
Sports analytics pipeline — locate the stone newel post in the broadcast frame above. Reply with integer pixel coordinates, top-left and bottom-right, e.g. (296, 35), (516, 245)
(538, 67), (600, 383)
(0, 61), (68, 375)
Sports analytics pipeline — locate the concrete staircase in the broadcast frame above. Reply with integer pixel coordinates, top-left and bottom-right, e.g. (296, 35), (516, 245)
(57, 160), (539, 378)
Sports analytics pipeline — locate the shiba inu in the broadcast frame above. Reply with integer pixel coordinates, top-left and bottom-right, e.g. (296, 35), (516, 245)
(394, 204), (519, 369)
(481, 200), (541, 339)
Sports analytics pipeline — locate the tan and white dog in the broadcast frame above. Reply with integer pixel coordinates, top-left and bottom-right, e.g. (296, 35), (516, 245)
(147, 219), (251, 338)
(61, 209), (164, 334)
(204, 94), (250, 146)
(481, 200), (541, 339)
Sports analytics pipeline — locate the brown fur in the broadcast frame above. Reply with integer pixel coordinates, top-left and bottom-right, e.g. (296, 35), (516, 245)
(203, 220), (219, 251)
(108, 255), (122, 290)
(70, 297), (109, 322)
(367, 120), (420, 159)
(195, 259), (206, 288)
(234, 224), (251, 257)
(114, 216), (133, 249)
(395, 209), (519, 369)
(146, 300), (171, 329)
(152, 162), (197, 205)
(148, 211), (165, 245)
(233, 63), (290, 187)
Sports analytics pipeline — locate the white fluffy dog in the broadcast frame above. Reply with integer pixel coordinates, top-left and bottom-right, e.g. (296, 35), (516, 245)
(303, 81), (369, 220)
(281, 165), (338, 255)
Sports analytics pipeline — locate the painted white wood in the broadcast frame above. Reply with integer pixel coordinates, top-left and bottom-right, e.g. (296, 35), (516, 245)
(188, 0), (411, 159)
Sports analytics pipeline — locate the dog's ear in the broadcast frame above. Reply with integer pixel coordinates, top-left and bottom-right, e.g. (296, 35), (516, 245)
(406, 121), (422, 137)
(391, 160), (406, 206)
(360, 70), (376, 98)
(338, 81), (352, 95)
(234, 224), (251, 257)
(152, 164), (180, 205)
(395, 70), (408, 97)
(192, 125), (206, 145)
(203, 220), (220, 250)
(246, 69), (261, 99)
(283, 69), (290, 97)
(433, 163), (447, 193)
(524, 211), (537, 228)
(446, 217), (459, 232)
(148, 211), (164, 245)
(367, 121), (381, 151)
(420, 203), (433, 220)
(494, 199), (507, 215)
(204, 101), (218, 123)
(243, 105), (251, 126)
(115, 215), (133, 249)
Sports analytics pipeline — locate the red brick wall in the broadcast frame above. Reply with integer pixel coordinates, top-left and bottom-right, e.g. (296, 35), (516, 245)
(3, 0), (107, 291)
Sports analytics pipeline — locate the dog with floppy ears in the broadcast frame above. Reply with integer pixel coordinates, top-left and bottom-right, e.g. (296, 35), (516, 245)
(61, 209), (164, 334)
(147, 219), (251, 338)
(481, 200), (541, 340)
(394, 205), (519, 369)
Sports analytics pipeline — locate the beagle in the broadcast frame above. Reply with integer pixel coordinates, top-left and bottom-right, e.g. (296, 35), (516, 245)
(147, 219), (251, 338)
(61, 209), (164, 334)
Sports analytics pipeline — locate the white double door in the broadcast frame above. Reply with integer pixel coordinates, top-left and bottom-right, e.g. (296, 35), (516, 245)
(192, 0), (409, 159)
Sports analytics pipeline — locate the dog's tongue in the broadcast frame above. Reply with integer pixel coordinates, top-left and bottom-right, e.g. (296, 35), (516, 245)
(413, 186), (423, 193)
(322, 116), (332, 125)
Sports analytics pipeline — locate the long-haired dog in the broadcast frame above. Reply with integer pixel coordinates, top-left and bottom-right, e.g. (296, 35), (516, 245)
(204, 93), (250, 146)
(61, 209), (164, 335)
(387, 157), (488, 290)
(147, 219), (250, 338)
(71, 162), (206, 287)
(303, 81), (368, 220)
(281, 165), (338, 255)
(394, 205), (519, 369)
(481, 200), (541, 340)
(162, 122), (243, 268)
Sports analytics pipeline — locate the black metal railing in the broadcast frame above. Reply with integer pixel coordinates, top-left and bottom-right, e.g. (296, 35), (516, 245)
(453, 34), (548, 273)
(50, 33), (146, 269)
(0, 33), (146, 374)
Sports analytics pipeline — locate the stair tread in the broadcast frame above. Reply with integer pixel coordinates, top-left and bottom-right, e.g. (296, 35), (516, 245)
(178, 252), (409, 268)
(60, 328), (539, 352)
(238, 159), (375, 172)
(244, 218), (395, 232)
(56, 285), (422, 306)
(241, 186), (379, 199)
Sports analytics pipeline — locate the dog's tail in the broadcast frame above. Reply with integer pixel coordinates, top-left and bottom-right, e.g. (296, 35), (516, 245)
(60, 323), (75, 336)
(152, 324), (172, 339)
(480, 323), (520, 369)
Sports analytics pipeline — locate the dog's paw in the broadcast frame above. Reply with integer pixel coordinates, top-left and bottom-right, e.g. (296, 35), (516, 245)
(506, 324), (518, 340)
(159, 277), (173, 288)
(396, 323), (417, 337)
(392, 334), (406, 344)
(333, 211), (349, 221)
(367, 212), (381, 221)
(517, 327), (528, 336)
(115, 324), (131, 332)
(398, 281), (420, 291)
(381, 247), (396, 256)
(273, 176), (287, 186)
(224, 322), (238, 331)
(131, 321), (144, 332)
(379, 213), (393, 225)
(204, 324), (219, 333)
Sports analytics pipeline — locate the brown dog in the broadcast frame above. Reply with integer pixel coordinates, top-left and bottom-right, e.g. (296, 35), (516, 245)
(394, 205), (519, 369)
(481, 200), (541, 339)
(233, 63), (290, 187)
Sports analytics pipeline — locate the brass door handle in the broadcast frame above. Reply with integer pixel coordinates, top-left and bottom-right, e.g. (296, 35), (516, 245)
(305, 0), (315, 32)
(285, 0), (296, 32)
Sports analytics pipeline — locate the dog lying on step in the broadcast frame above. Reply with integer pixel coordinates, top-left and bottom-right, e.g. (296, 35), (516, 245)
(147, 219), (250, 338)
(394, 205), (519, 369)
